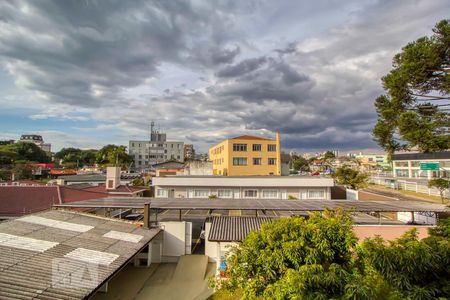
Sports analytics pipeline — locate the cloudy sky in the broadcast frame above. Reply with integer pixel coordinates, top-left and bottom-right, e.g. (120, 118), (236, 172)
(0, 0), (448, 153)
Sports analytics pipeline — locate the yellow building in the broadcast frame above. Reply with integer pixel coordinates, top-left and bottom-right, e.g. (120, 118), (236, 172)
(209, 133), (281, 176)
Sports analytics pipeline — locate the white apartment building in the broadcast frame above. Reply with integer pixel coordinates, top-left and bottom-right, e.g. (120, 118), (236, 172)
(152, 176), (334, 200)
(392, 151), (450, 179)
(19, 134), (51, 152)
(129, 127), (183, 171)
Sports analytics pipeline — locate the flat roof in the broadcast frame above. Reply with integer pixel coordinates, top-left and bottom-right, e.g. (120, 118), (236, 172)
(0, 209), (160, 299)
(53, 197), (450, 213)
(392, 151), (450, 161)
(208, 216), (273, 242)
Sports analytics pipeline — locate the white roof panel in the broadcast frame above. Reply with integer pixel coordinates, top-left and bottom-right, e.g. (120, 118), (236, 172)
(103, 230), (143, 243)
(0, 232), (59, 252)
(18, 215), (94, 232)
(64, 248), (119, 266)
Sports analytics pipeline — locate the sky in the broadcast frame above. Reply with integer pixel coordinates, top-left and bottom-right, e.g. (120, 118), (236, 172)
(0, 0), (449, 153)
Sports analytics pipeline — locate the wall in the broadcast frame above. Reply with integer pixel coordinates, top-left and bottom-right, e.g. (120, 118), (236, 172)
(353, 225), (431, 241)
(331, 185), (347, 199)
(346, 188), (359, 200)
(184, 161), (213, 175)
(209, 137), (282, 176)
(155, 185), (331, 200)
(159, 221), (192, 262)
(205, 222), (238, 267)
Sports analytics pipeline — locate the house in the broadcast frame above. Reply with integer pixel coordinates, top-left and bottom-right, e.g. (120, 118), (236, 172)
(152, 175), (334, 199)
(209, 133), (281, 176)
(0, 167), (148, 219)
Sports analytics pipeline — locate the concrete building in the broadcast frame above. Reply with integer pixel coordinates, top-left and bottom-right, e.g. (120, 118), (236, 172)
(129, 126), (184, 171)
(152, 176), (334, 199)
(392, 151), (450, 179)
(19, 134), (51, 152)
(209, 134), (281, 176)
(183, 144), (195, 160)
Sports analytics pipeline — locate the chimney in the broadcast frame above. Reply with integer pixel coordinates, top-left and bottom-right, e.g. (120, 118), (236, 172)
(106, 166), (121, 190)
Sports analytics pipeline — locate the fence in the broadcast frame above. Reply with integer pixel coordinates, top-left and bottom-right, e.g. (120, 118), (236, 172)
(369, 177), (449, 198)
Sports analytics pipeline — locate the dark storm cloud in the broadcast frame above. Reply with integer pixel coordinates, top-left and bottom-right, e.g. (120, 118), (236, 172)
(216, 56), (267, 77)
(0, 0), (245, 107)
(1, 0), (449, 152)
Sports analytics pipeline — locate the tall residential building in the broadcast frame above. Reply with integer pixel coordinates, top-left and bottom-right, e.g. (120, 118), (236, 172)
(183, 144), (195, 160)
(209, 133), (281, 176)
(129, 126), (184, 171)
(19, 134), (51, 152)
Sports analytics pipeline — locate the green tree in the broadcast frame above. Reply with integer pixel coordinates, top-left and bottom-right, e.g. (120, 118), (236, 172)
(0, 142), (50, 163)
(324, 151), (336, 160)
(131, 177), (145, 186)
(358, 219), (450, 300)
(428, 178), (449, 203)
(373, 20), (450, 156)
(292, 156), (310, 172)
(55, 148), (98, 167)
(95, 145), (133, 168)
(333, 167), (369, 190)
(213, 210), (364, 299)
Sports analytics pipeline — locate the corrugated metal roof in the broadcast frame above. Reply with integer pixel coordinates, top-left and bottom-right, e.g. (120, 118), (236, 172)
(208, 216), (273, 242)
(53, 197), (450, 213)
(0, 209), (160, 300)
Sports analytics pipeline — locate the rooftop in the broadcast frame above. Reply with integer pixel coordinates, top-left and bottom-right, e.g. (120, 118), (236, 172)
(230, 135), (274, 141)
(208, 216), (273, 242)
(53, 197), (450, 213)
(392, 151), (450, 161)
(0, 209), (160, 299)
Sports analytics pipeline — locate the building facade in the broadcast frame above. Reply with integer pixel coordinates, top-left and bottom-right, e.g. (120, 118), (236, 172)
(183, 144), (195, 160)
(356, 153), (390, 170)
(392, 151), (450, 179)
(209, 134), (281, 176)
(152, 176), (334, 200)
(19, 134), (51, 152)
(129, 129), (184, 171)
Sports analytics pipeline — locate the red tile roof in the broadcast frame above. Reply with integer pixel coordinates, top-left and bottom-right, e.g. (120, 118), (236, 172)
(231, 135), (274, 141)
(0, 186), (60, 217)
(0, 184), (148, 218)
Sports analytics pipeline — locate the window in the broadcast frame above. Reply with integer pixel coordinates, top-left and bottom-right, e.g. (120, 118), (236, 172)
(394, 161), (408, 167)
(252, 144), (261, 151)
(193, 189), (209, 198)
(253, 158), (262, 165)
(308, 190), (325, 199)
(268, 158), (276, 165)
(233, 143), (247, 151)
(218, 189), (232, 198)
(262, 189), (278, 198)
(233, 157), (247, 166)
(268, 144), (276, 152)
(244, 190), (258, 198)
(132, 143), (135, 147)
(410, 161), (420, 167)
(156, 189), (168, 197)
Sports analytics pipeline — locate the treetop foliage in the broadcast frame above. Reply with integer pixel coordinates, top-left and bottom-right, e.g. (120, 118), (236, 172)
(373, 19), (450, 155)
(213, 211), (450, 300)
(332, 167), (369, 190)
